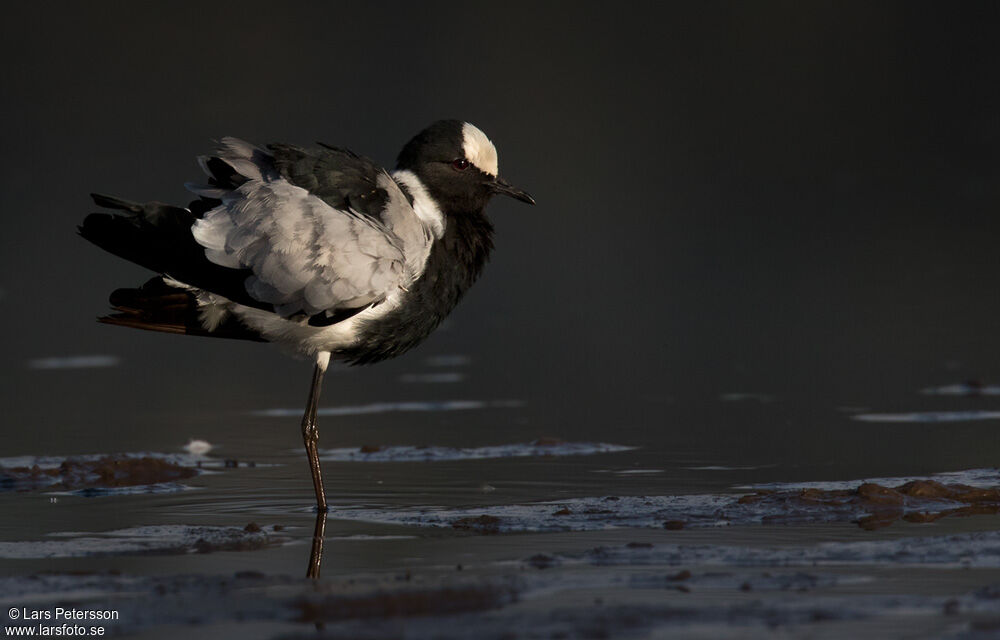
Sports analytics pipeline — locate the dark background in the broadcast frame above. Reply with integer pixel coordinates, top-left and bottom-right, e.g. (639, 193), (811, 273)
(2, 2), (999, 482)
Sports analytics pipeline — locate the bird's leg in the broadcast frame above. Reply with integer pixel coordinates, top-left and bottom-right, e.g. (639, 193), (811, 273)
(306, 509), (327, 579)
(302, 352), (330, 512)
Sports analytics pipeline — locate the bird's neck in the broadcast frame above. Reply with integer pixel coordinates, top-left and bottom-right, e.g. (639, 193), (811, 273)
(334, 207), (494, 365)
(394, 207), (494, 343)
(432, 209), (495, 292)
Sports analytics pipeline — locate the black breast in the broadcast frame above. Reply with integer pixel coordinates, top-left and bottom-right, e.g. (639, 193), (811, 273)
(334, 211), (494, 365)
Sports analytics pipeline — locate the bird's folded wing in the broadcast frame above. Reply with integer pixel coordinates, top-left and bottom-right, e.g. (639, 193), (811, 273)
(190, 138), (435, 323)
(192, 177), (410, 320)
(267, 142), (433, 277)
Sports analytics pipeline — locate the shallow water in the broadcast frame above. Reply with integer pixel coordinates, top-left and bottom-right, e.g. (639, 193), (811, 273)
(3, 373), (1000, 637)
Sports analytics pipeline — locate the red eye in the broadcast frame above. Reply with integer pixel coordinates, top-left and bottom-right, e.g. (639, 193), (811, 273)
(452, 158), (470, 171)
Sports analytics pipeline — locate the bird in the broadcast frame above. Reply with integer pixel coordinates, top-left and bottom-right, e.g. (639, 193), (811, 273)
(79, 120), (534, 512)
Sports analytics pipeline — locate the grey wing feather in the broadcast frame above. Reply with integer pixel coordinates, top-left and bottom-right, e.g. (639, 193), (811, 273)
(189, 138), (426, 320)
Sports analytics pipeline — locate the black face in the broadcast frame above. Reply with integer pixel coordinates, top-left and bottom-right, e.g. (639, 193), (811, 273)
(396, 120), (533, 214)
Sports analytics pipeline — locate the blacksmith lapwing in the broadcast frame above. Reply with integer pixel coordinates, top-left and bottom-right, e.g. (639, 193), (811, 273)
(79, 120), (534, 511)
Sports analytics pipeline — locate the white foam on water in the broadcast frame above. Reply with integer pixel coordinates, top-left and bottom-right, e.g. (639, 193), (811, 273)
(398, 373), (465, 383)
(335, 467), (1000, 533)
(48, 483), (196, 497)
(921, 382), (1000, 396)
(319, 442), (637, 462)
(424, 355), (471, 367)
(27, 355), (120, 370)
(253, 399), (523, 417)
(0, 450), (267, 494)
(325, 534), (418, 541)
(0, 525), (275, 559)
(685, 465), (774, 471)
(737, 467), (1000, 491)
(0, 451), (239, 472)
(719, 392), (774, 403)
(183, 439), (213, 455)
(853, 410), (1000, 422)
(569, 529), (1000, 568)
(0, 451), (197, 472)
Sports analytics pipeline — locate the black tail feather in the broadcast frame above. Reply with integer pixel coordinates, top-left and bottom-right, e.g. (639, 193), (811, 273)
(88, 193), (146, 213)
(99, 277), (265, 342)
(79, 193), (271, 313)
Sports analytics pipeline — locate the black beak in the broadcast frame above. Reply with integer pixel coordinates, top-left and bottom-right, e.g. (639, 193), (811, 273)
(489, 177), (535, 205)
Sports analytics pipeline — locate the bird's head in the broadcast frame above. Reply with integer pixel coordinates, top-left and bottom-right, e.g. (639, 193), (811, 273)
(395, 120), (534, 213)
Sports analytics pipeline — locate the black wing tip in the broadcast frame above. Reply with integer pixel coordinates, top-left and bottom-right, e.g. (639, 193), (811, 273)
(77, 213), (105, 239)
(78, 211), (128, 242)
(267, 142), (301, 153)
(90, 193), (141, 211)
(315, 142), (359, 157)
